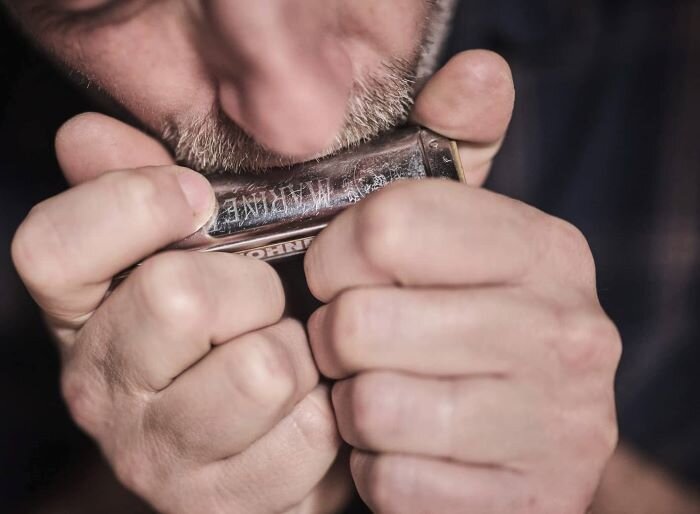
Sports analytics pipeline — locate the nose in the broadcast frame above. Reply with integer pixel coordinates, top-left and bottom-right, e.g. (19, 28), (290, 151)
(195, 0), (353, 158)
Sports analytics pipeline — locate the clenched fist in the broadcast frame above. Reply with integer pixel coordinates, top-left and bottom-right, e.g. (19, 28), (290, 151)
(11, 114), (347, 514)
(305, 51), (621, 514)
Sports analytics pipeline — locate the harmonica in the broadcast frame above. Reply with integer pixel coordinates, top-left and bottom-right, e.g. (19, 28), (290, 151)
(172, 126), (465, 262)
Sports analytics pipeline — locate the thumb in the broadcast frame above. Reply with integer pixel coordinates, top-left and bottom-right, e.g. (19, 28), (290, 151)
(55, 112), (175, 185)
(410, 50), (515, 187)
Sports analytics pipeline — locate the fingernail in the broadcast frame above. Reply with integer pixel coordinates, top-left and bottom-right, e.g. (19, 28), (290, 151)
(176, 170), (215, 227)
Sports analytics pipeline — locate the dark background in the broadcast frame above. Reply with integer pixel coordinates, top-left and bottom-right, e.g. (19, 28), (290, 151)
(2, 1), (699, 512)
(0, 8), (116, 512)
(1, 8), (155, 513)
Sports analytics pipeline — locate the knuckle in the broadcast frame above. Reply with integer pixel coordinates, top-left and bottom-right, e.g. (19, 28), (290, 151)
(60, 367), (104, 436)
(602, 319), (624, 370)
(11, 203), (72, 294)
(228, 332), (297, 408)
(599, 412), (620, 458)
(554, 309), (621, 374)
(268, 318), (319, 392)
(569, 401), (620, 467)
(292, 390), (341, 453)
(245, 257), (286, 319)
(326, 291), (376, 374)
(268, 317), (306, 345)
(550, 217), (590, 252)
(363, 456), (415, 513)
(356, 183), (419, 273)
(347, 374), (401, 447)
(134, 253), (212, 332)
(10, 209), (40, 279)
(545, 218), (596, 280)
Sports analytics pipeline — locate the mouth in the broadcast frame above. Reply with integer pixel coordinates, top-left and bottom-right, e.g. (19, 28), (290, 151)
(161, 59), (418, 176)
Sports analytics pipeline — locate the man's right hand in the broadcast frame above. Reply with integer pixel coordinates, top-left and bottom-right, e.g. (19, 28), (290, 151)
(11, 113), (346, 514)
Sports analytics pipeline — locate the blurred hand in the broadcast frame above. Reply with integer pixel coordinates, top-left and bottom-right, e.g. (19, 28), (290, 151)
(11, 114), (348, 514)
(305, 50), (621, 514)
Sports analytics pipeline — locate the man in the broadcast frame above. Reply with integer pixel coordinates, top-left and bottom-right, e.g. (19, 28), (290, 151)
(3, 0), (698, 513)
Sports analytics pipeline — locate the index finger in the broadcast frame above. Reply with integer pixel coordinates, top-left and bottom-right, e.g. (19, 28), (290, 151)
(11, 165), (215, 329)
(304, 180), (544, 302)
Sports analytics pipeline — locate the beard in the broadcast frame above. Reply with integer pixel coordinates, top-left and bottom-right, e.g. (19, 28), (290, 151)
(160, 0), (457, 175)
(161, 59), (417, 175)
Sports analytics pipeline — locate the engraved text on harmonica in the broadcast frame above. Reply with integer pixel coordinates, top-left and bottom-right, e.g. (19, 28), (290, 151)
(210, 177), (333, 236)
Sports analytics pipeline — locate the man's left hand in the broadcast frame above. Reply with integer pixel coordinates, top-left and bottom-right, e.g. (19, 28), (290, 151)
(304, 50), (621, 513)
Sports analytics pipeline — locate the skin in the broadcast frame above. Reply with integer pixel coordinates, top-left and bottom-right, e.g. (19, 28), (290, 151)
(10, 0), (431, 158)
(8, 1), (627, 512)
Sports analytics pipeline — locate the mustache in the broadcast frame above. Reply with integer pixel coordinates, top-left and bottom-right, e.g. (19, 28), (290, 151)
(160, 59), (417, 175)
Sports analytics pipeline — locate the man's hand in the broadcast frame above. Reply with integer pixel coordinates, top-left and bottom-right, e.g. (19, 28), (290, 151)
(11, 115), (348, 514)
(305, 50), (621, 513)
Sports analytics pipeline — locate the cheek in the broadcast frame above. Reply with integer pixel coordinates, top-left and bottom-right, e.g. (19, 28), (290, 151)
(27, 0), (429, 134)
(338, 0), (428, 65)
(47, 7), (218, 131)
